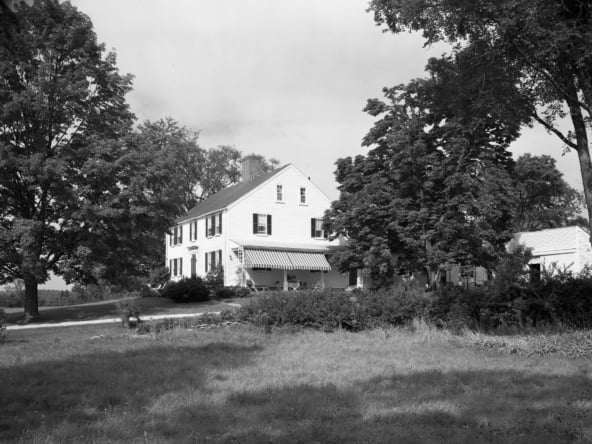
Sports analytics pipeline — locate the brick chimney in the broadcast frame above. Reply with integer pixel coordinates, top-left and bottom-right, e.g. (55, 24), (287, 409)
(241, 155), (265, 182)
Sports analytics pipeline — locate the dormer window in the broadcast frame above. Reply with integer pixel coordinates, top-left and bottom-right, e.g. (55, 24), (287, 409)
(276, 184), (283, 201)
(300, 187), (306, 204)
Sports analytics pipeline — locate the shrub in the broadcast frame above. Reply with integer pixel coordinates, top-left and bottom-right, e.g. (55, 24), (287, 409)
(161, 277), (210, 303)
(116, 300), (141, 328)
(236, 284), (429, 332)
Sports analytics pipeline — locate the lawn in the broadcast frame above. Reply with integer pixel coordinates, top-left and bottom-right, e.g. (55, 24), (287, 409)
(3, 296), (238, 325)
(1, 323), (591, 443)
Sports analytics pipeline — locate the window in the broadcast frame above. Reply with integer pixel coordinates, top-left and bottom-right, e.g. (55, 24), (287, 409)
(205, 249), (222, 273)
(253, 213), (272, 235)
(170, 226), (183, 246)
(205, 212), (222, 237)
(189, 219), (198, 241)
(300, 187), (306, 204)
(311, 218), (327, 238)
(276, 184), (283, 201)
(215, 213), (222, 235)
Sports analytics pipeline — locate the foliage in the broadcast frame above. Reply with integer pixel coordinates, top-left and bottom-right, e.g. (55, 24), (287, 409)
(327, 50), (521, 286)
(0, 0), (136, 317)
(368, 0), (592, 239)
(236, 286), (429, 332)
(510, 154), (584, 231)
(116, 299), (141, 328)
(148, 266), (170, 289)
(160, 277), (210, 303)
(205, 265), (225, 296)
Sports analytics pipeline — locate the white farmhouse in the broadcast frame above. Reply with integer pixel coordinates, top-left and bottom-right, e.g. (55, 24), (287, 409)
(165, 157), (351, 290)
(511, 226), (592, 276)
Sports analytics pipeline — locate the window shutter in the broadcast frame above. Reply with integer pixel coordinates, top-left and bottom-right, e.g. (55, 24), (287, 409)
(169, 259), (172, 271)
(323, 222), (330, 239)
(218, 250), (222, 269)
(189, 221), (193, 241)
(219, 212), (223, 234)
(311, 218), (316, 238)
(253, 213), (258, 234)
(267, 214), (272, 235)
(179, 258), (183, 276)
(179, 226), (183, 244)
(194, 220), (198, 240)
(169, 233), (172, 246)
(205, 217), (209, 237)
(211, 215), (216, 235)
(211, 251), (216, 269)
(205, 252), (209, 272)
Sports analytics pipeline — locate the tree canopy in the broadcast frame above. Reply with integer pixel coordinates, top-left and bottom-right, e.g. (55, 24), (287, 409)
(368, 0), (592, 239)
(0, 1), (278, 318)
(510, 154), (584, 232)
(327, 52), (521, 286)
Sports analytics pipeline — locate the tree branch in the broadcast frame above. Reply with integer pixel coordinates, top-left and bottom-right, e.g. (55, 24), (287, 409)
(533, 112), (578, 149)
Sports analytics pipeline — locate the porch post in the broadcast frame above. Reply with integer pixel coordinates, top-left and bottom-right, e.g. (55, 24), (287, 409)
(283, 269), (289, 291)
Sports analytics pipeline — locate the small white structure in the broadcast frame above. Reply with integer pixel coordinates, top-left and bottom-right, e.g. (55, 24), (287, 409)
(165, 158), (351, 290)
(511, 226), (592, 275)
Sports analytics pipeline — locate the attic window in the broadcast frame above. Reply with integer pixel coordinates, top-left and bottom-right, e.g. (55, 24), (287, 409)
(276, 184), (283, 201)
(300, 187), (306, 204)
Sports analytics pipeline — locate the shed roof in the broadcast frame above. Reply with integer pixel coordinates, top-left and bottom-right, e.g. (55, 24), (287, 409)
(513, 226), (586, 255)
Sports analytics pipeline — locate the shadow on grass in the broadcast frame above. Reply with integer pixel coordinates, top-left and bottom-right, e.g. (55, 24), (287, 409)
(0, 341), (262, 442)
(2, 338), (591, 443)
(155, 370), (592, 444)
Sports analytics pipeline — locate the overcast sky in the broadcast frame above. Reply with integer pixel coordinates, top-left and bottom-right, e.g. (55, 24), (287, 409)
(69, 0), (583, 201)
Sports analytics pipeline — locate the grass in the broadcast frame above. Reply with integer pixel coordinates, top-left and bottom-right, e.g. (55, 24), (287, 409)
(3, 296), (240, 325)
(1, 323), (591, 443)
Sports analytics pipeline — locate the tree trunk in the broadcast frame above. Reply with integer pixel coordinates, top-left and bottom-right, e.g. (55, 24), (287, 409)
(23, 273), (40, 319)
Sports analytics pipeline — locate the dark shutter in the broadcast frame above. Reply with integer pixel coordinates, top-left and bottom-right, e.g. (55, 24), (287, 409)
(194, 220), (198, 240)
(311, 218), (316, 238)
(191, 254), (196, 277)
(169, 233), (172, 246)
(178, 226), (182, 244)
(218, 250), (222, 269)
(211, 215), (215, 235)
(219, 212), (223, 234)
(205, 253), (209, 272)
(253, 213), (258, 234)
(323, 222), (330, 239)
(189, 222), (192, 241)
(211, 251), (216, 269)
(267, 214), (272, 235)
(205, 217), (209, 237)
(179, 258), (183, 276)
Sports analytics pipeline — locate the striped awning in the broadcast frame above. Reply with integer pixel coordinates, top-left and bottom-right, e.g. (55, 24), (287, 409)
(243, 248), (331, 271)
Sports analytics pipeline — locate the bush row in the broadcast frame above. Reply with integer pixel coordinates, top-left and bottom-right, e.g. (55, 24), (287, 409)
(159, 276), (250, 302)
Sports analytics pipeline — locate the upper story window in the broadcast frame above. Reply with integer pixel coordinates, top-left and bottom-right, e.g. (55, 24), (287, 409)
(189, 219), (198, 241)
(170, 225), (183, 246)
(276, 184), (283, 201)
(205, 212), (223, 237)
(252, 213), (272, 235)
(300, 187), (306, 204)
(311, 218), (328, 239)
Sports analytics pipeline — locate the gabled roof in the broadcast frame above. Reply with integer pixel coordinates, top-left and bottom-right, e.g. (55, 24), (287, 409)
(175, 164), (291, 223)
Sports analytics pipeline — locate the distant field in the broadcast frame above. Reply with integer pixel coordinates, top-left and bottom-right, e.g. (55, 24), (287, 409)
(1, 324), (591, 443)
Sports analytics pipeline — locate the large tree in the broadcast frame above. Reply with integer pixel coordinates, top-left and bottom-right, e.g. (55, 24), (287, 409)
(369, 0), (592, 239)
(0, 0), (137, 317)
(328, 51), (523, 286)
(511, 153), (584, 231)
